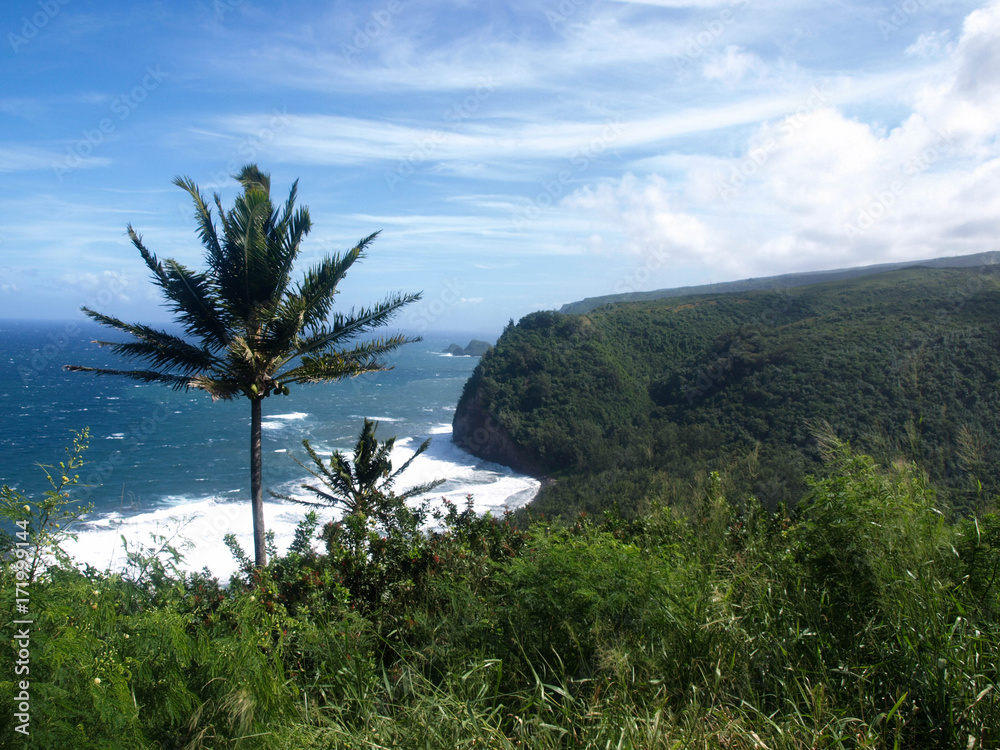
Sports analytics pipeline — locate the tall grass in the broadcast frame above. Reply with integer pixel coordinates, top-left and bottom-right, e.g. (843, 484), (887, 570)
(1, 438), (997, 748)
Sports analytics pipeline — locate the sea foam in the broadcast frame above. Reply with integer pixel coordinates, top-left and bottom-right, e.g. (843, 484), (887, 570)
(63, 424), (538, 581)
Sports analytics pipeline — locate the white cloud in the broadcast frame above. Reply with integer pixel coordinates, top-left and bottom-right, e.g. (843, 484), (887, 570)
(905, 31), (953, 59)
(550, 1), (1000, 277)
(207, 74), (926, 176)
(610, 0), (743, 6)
(58, 270), (134, 303)
(0, 145), (109, 173)
(703, 45), (765, 83)
(563, 173), (718, 261)
(924, 0), (1000, 143)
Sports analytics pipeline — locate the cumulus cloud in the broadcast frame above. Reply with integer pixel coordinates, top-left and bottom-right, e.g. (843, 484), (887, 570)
(560, 0), (1000, 277)
(563, 173), (721, 267)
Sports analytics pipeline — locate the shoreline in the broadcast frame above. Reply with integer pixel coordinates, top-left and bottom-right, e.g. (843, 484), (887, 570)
(63, 425), (541, 581)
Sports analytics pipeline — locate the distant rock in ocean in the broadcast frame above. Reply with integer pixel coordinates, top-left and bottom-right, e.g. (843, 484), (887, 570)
(444, 339), (492, 357)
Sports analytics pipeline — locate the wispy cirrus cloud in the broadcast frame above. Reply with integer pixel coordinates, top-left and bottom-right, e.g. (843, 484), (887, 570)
(1, 0), (996, 329)
(200, 65), (924, 176)
(0, 145), (109, 173)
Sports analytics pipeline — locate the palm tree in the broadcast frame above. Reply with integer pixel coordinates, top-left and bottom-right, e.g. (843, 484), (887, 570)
(272, 418), (446, 537)
(66, 164), (420, 567)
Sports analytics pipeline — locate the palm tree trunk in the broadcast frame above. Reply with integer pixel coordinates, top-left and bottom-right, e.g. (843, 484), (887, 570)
(251, 397), (267, 567)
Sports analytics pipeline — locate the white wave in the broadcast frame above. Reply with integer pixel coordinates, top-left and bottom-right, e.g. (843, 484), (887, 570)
(64, 424), (539, 580)
(63, 494), (340, 582)
(268, 412), (309, 420)
(105, 433), (125, 440)
(389, 424), (539, 519)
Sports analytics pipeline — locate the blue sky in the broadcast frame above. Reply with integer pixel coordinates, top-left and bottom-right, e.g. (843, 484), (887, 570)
(1, 0), (999, 335)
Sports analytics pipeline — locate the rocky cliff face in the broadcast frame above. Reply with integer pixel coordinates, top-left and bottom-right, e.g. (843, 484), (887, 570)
(452, 376), (545, 477)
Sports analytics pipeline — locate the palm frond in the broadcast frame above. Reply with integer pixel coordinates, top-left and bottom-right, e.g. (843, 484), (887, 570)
(80, 309), (219, 375)
(280, 335), (415, 384)
(295, 292), (421, 357)
(274, 204), (310, 287)
(235, 164), (270, 193)
(397, 478), (446, 501)
(299, 440), (347, 494)
(213, 192), (231, 239)
(390, 436), (445, 500)
(187, 375), (243, 400)
(62, 365), (192, 389)
(128, 226), (230, 348)
(272, 440), (360, 512)
(256, 299), (306, 363)
(172, 176), (223, 260)
(282, 179), (299, 222)
(266, 490), (332, 508)
(295, 232), (379, 331)
(390, 437), (432, 482)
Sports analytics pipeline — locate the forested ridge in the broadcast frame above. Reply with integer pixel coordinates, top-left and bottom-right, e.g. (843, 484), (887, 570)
(454, 265), (1000, 517)
(558, 250), (1000, 314)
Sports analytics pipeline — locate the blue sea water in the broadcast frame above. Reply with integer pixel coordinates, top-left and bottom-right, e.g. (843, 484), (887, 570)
(0, 319), (538, 577)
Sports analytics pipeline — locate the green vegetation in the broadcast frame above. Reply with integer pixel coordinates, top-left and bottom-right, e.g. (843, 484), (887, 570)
(455, 266), (1000, 517)
(65, 165), (420, 567)
(558, 250), (1000, 315)
(2, 430), (998, 748)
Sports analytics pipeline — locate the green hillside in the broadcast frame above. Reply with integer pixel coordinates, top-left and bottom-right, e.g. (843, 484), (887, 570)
(559, 250), (1000, 315)
(454, 265), (1000, 517)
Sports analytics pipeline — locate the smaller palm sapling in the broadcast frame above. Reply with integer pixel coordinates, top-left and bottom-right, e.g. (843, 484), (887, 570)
(272, 419), (445, 540)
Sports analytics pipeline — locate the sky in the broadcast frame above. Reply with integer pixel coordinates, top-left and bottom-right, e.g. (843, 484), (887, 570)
(1, 0), (999, 336)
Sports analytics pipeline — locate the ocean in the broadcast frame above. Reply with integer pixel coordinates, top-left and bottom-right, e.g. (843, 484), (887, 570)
(0, 319), (538, 579)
